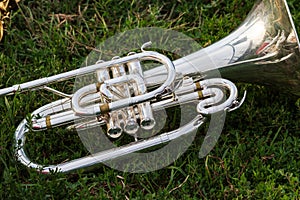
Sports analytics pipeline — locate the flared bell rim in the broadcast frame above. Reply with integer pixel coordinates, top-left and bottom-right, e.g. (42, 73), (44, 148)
(283, 0), (300, 52)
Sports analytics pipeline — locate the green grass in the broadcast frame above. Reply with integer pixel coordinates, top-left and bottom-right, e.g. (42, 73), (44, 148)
(0, 0), (300, 199)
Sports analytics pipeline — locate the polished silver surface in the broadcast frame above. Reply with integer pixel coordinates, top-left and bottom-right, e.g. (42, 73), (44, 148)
(1, 0), (299, 173)
(16, 107), (205, 173)
(145, 0), (300, 96)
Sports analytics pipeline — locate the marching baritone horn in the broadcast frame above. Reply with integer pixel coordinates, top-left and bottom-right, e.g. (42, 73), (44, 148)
(0, 0), (299, 173)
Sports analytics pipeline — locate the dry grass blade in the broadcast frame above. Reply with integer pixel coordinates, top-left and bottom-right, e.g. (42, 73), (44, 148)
(0, 0), (19, 41)
(169, 175), (189, 193)
(0, 0), (9, 11)
(0, 21), (3, 41)
(0, 0), (9, 41)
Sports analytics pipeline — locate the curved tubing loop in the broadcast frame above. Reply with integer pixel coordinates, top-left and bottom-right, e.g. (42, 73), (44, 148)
(197, 78), (238, 115)
(71, 51), (176, 116)
(0, 51), (174, 97)
(15, 108), (204, 173)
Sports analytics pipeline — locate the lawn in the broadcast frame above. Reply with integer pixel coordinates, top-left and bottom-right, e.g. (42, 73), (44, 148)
(0, 0), (300, 199)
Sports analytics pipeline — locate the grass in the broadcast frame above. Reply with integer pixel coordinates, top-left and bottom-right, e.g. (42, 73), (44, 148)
(0, 0), (300, 199)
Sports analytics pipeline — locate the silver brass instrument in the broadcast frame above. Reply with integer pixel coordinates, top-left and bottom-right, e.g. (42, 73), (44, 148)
(1, 0), (299, 173)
